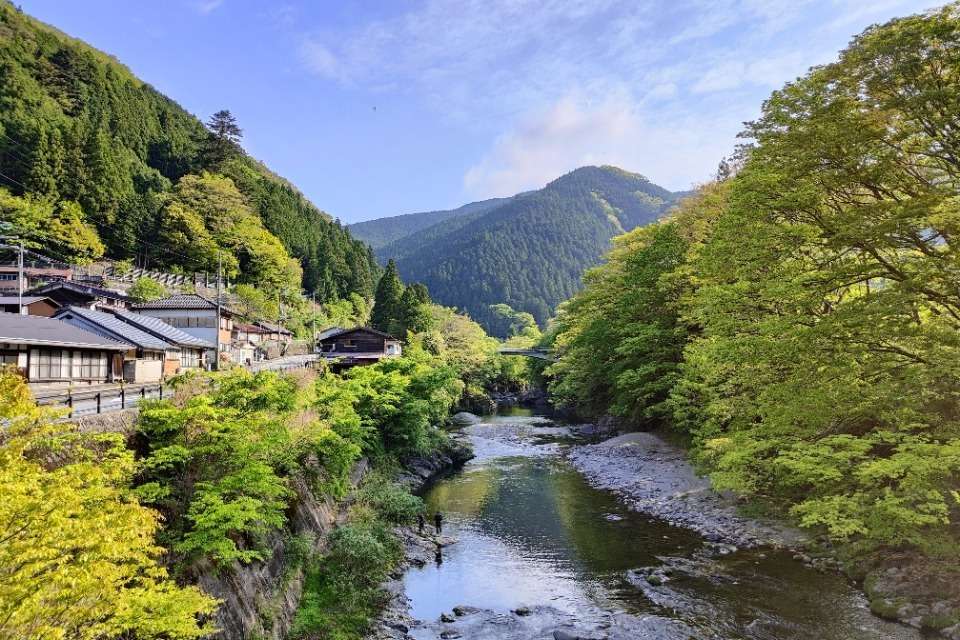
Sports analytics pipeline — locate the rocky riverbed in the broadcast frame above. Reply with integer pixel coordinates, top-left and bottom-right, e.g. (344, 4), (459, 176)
(366, 412), (932, 640)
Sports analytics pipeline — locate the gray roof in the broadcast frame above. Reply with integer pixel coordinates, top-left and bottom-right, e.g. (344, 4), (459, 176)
(0, 296), (55, 306)
(0, 314), (128, 350)
(111, 309), (215, 349)
(55, 307), (172, 351)
(255, 320), (293, 334)
(110, 309), (216, 349)
(132, 293), (233, 314)
(30, 280), (131, 302)
(319, 326), (399, 342)
(316, 326), (345, 341)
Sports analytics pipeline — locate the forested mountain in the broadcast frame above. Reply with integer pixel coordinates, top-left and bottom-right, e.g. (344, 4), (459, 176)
(376, 166), (680, 335)
(0, 1), (378, 301)
(348, 197), (510, 250)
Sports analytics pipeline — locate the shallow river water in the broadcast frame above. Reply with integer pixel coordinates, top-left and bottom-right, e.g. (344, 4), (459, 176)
(402, 411), (922, 640)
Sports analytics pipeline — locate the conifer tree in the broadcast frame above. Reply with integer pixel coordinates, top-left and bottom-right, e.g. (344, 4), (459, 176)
(371, 259), (404, 332)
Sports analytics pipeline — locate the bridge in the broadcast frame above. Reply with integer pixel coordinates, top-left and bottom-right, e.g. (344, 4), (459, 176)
(497, 347), (556, 362)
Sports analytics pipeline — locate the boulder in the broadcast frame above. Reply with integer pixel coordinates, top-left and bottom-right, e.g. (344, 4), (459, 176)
(450, 412), (482, 426)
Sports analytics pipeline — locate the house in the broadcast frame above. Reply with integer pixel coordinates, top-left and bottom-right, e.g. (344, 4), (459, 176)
(0, 296), (60, 317)
(0, 264), (73, 294)
(231, 340), (258, 366)
(317, 327), (402, 370)
(109, 309), (213, 376)
(132, 294), (235, 360)
(54, 307), (170, 383)
(232, 322), (270, 344)
(30, 280), (132, 311)
(0, 313), (127, 384)
(254, 320), (293, 343)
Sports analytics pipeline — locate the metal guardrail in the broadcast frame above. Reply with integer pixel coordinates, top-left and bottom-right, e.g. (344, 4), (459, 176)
(32, 356), (321, 418)
(34, 382), (165, 418)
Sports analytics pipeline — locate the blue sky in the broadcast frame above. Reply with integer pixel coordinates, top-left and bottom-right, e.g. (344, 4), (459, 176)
(22, 0), (939, 223)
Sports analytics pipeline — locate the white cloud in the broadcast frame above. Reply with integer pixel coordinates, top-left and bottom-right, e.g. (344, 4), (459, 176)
(464, 93), (738, 198)
(299, 40), (340, 79)
(191, 0), (224, 15)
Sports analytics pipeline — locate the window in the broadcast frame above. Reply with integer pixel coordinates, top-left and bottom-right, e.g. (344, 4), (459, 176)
(180, 348), (199, 368)
(28, 348), (107, 380)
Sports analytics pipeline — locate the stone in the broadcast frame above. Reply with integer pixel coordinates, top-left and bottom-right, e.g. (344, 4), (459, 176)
(452, 605), (479, 617)
(440, 613), (455, 623)
(450, 412), (482, 426)
(513, 606), (532, 616)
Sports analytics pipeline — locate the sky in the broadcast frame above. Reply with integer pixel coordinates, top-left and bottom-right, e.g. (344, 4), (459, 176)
(21, 0), (940, 223)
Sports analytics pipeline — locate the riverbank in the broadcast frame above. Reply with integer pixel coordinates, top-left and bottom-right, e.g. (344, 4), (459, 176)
(567, 427), (960, 639)
(366, 411), (920, 640)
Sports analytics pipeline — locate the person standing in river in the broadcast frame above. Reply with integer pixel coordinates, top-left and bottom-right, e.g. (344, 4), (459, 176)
(434, 511), (444, 535)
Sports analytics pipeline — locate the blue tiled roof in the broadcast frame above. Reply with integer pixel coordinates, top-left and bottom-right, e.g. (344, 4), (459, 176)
(0, 314), (128, 350)
(112, 309), (214, 349)
(55, 306), (172, 350)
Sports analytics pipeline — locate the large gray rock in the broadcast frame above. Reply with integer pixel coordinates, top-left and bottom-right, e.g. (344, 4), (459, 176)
(450, 412), (482, 426)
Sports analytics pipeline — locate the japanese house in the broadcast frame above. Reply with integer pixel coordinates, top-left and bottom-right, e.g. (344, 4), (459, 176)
(54, 307), (170, 383)
(109, 309), (213, 375)
(317, 327), (402, 369)
(30, 280), (132, 311)
(0, 313), (128, 384)
(0, 296), (60, 317)
(132, 294), (235, 361)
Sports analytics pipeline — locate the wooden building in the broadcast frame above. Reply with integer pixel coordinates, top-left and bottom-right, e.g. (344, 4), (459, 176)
(0, 313), (128, 384)
(317, 327), (402, 369)
(110, 309), (213, 375)
(30, 281), (132, 311)
(0, 296), (60, 317)
(132, 294), (234, 361)
(55, 307), (170, 383)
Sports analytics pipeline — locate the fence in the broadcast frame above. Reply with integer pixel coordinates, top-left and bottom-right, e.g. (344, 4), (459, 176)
(33, 382), (165, 418)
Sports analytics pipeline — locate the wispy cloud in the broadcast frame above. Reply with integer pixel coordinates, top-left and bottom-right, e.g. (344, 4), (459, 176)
(296, 0), (937, 198)
(464, 92), (740, 197)
(190, 0), (224, 15)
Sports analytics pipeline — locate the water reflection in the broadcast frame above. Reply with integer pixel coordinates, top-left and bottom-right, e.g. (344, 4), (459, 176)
(404, 415), (920, 639)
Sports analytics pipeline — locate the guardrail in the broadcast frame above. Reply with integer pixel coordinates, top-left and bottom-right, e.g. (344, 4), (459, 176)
(33, 382), (165, 418)
(32, 356), (321, 418)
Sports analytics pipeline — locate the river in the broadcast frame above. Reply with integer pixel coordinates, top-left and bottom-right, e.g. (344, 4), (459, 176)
(401, 410), (921, 640)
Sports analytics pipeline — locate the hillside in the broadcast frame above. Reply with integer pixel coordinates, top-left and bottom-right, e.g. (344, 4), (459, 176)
(379, 166), (681, 335)
(0, 1), (378, 301)
(348, 197), (510, 250)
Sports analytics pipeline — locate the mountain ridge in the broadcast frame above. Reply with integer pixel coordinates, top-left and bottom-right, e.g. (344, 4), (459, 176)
(367, 165), (682, 336)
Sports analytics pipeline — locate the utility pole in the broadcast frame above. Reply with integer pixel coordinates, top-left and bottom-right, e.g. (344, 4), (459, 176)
(215, 250), (222, 371)
(16, 238), (23, 316)
(310, 291), (317, 351)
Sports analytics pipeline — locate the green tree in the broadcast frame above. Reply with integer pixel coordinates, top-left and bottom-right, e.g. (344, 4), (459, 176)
(371, 259), (404, 333)
(127, 276), (167, 302)
(0, 371), (217, 639)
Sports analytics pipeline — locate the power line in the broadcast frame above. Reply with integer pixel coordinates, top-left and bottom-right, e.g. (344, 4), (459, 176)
(0, 168), (27, 191)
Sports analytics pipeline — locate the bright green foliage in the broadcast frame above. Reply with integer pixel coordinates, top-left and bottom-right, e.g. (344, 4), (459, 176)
(0, 188), (104, 262)
(549, 222), (688, 424)
(135, 370), (348, 567)
(325, 344), (464, 456)
(548, 4), (960, 554)
(0, 371), (217, 639)
(0, 3), (378, 301)
(290, 474), (409, 640)
(127, 276), (167, 302)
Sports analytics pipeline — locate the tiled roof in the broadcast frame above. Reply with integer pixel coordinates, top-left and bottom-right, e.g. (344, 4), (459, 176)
(318, 326), (399, 341)
(255, 320), (293, 334)
(0, 296), (55, 306)
(316, 326), (345, 341)
(0, 314), (128, 350)
(132, 293), (234, 314)
(55, 307), (172, 350)
(111, 309), (215, 349)
(30, 280), (130, 301)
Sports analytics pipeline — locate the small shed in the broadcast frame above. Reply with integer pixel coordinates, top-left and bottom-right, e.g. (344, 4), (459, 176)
(0, 296), (60, 317)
